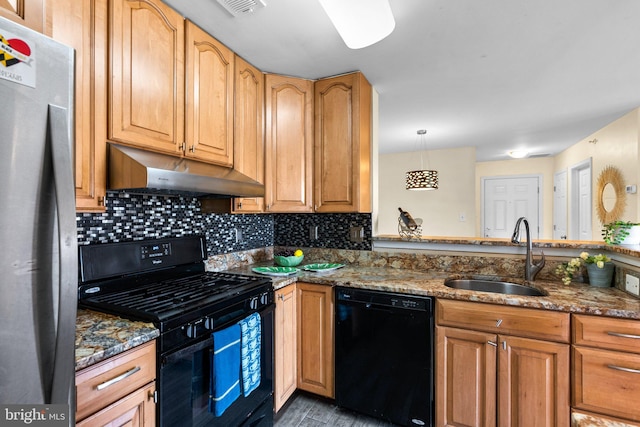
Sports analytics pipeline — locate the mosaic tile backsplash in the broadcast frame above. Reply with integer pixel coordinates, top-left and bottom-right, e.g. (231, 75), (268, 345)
(76, 192), (372, 254)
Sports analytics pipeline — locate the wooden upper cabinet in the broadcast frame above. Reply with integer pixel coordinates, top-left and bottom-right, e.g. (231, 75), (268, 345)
(185, 20), (234, 166)
(314, 72), (372, 213)
(265, 74), (314, 213)
(109, 0), (184, 156)
(51, 0), (107, 212)
(233, 56), (264, 213)
(1, 0), (48, 33)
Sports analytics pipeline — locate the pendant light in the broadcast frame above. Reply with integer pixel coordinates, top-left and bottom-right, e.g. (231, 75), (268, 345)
(406, 129), (438, 190)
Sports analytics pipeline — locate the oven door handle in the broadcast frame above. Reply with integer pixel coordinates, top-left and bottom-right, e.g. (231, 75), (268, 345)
(163, 337), (214, 365)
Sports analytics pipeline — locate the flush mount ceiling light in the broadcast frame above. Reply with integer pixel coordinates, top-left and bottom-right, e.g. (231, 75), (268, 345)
(508, 150), (529, 159)
(406, 130), (438, 191)
(318, 0), (395, 49)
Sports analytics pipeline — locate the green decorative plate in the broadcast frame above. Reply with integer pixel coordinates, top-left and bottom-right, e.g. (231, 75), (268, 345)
(301, 263), (345, 273)
(251, 266), (299, 276)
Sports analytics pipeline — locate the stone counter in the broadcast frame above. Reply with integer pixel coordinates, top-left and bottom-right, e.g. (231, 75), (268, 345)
(75, 309), (159, 371)
(229, 263), (640, 320)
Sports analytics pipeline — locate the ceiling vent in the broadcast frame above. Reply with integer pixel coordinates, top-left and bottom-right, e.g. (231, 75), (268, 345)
(216, 0), (266, 16)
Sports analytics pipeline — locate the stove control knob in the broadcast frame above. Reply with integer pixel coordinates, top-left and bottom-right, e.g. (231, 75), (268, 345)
(249, 297), (259, 310)
(185, 319), (204, 339)
(260, 293), (269, 305)
(204, 317), (214, 330)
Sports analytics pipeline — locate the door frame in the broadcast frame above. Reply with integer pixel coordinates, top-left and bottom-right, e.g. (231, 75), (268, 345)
(480, 174), (543, 239)
(569, 158), (592, 240)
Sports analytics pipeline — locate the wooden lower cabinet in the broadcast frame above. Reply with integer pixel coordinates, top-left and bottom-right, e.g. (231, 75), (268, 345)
(76, 340), (156, 425)
(572, 314), (640, 423)
(436, 300), (570, 427)
(437, 326), (497, 427)
(297, 282), (334, 398)
(274, 284), (297, 412)
(77, 381), (155, 426)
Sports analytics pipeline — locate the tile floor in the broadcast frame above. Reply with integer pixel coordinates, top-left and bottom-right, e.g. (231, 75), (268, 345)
(274, 392), (397, 427)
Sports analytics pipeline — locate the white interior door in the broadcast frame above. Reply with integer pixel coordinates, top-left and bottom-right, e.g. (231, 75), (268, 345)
(553, 170), (568, 239)
(570, 159), (592, 240)
(482, 176), (541, 239)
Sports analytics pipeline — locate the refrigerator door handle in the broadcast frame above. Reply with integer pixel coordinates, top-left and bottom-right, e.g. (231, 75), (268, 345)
(48, 105), (78, 407)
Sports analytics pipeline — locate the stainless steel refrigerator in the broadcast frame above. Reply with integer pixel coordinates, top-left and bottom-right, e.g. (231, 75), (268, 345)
(0, 16), (77, 424)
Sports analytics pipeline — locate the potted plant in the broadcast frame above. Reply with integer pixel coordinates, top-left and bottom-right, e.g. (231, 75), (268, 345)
(602, 221), (640, 245)
(556, 252), (614, 287)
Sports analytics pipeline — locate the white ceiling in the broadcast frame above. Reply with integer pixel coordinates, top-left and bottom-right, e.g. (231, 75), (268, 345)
(164, 0), (640, 161)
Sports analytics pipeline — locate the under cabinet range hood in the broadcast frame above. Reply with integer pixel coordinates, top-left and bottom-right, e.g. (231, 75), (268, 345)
(108, 143), (265, 197)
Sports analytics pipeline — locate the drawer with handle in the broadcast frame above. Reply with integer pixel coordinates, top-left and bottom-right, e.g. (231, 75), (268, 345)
(572, 346), (640, 422)
(76, 340), (156, 421)
(436, 299), (570, 343)
(573, 314), (640, 353)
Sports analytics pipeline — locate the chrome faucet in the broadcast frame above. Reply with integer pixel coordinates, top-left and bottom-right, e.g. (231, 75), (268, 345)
(511, 217), (545, 281)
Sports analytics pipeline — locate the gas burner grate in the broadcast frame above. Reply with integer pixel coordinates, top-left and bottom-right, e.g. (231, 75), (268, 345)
(81, 272), (268, 322)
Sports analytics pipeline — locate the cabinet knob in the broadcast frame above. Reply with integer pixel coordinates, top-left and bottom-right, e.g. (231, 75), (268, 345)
(487, 341), (497, 347)
(278, 294), (284, 301)
(496, 319), (503, 327)
(189, 145), (195, 153)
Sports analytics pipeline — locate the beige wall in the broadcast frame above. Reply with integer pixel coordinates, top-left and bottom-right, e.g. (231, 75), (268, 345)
(554, 108), (640, 240)
(376, 146), (476, 236)
(376, 108), (640, 241)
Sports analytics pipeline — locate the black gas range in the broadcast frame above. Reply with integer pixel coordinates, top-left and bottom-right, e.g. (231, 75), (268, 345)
(78, 235), (274, 427)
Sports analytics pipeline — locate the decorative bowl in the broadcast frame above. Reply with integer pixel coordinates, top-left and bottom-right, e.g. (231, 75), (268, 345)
(274, 254), (304, 267)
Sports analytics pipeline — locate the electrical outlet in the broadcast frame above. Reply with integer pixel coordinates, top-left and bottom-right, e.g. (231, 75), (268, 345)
(625, 274), (640, 296)
(233, 228), (243, 243)
(349, 226), (364, 243)
(309, 225), (319, 241)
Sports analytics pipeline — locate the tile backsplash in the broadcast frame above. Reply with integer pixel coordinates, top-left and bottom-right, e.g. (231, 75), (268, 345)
(77, 192), (372, 254)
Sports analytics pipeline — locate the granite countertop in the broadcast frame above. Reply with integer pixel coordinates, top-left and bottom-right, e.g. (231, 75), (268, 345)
(74, 256), (640, 371)
(75, 309), (159, 371)
(231, 263), (640, 320)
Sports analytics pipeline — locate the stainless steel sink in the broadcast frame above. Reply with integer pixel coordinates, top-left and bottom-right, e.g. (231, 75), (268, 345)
(444, 278), (546, 296)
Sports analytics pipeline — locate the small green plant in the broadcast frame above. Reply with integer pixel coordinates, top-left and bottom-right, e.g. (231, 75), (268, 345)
(555, 252), (611, 285)
(602, 221), (638, 245)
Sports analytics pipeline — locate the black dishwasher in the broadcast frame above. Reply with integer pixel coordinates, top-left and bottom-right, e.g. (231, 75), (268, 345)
(335, 287), (434, 427)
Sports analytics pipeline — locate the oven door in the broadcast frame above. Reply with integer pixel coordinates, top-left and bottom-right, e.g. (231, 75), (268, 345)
(159, 304), (274, 427)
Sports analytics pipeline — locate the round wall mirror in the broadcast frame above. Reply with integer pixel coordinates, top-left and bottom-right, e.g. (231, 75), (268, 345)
(596, 166), (626, 224)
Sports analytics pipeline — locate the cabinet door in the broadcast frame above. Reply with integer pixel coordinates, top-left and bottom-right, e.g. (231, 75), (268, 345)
(297, 282), (334, 397)
(185, 20), (234, 166)
(51, 0), (107, 212)
(265, 74), (314, 212)
(436, 326), (497, 427)
(109, 0), (184, 155)
(233, 56), (264, 213)
(499, 335), (569, 427)
(274, 284), (297, 412)
(77, 381), (156, 427)
(0, 0), (47, 33)
(314, 72), (372, 213)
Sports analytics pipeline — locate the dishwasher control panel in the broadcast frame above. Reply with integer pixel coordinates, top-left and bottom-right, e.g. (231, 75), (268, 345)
(337, 287), (432, 312)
